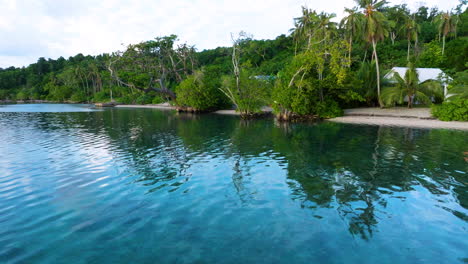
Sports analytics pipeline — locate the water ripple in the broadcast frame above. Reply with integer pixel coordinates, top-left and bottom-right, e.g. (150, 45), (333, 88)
(0, 106), (466, 264)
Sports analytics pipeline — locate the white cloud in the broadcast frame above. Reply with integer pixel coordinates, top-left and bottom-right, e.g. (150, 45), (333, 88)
(0, 0), (461, 68)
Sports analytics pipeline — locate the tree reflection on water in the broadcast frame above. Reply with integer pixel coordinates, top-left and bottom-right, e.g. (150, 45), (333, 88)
(31, 108), (467, 240)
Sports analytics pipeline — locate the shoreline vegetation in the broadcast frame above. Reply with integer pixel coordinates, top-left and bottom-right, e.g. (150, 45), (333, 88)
(2, 101), (467, 130)
(1, 2), (467, 122)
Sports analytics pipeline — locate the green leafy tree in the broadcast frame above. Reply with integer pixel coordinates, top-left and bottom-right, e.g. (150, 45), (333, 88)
(175, 68), (227, 111)
(417, 40), (445, 68)
(220, 69), (270, 116)
(272, 41), (353, 119)
(356, 0), (390, 107)
(219, 32), (271, 117)
(107, 35), (196, 100)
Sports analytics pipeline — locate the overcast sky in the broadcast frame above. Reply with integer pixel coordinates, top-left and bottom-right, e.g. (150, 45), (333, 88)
(0, 0), (461, 68)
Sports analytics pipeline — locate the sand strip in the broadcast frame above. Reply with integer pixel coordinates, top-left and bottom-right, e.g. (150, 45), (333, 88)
(114, 104), (175, 110)
(328, 116), (468, 130)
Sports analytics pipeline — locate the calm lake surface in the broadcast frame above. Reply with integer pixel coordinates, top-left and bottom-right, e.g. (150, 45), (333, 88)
(0, 104), (467, 264)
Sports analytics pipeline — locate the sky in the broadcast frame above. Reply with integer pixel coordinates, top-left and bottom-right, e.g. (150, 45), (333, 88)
(0, 0), (461, 68)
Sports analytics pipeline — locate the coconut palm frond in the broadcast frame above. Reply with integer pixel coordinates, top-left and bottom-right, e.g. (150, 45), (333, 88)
(448, 84), (468, 100)
(414, 91), (432, 105)
(381, 85), (405, 106)
(420, 81), (443, 100)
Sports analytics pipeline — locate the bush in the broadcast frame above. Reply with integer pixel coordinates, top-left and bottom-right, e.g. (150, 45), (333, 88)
(272, 53), (346, 119)
(220, 70), (271, 115)
(93, 91), (110, 103)
(315, 100), (343, 118)
(152, 95), (165, 104)
(70, 91), (87, 102)
(431, 98), (468, 121)
(176, 69), (228, 111)
(0, 89), (9, 100)
(135, 94), (153, 105)
(417, 41), (445, 68)
(16, 90), (28, 100)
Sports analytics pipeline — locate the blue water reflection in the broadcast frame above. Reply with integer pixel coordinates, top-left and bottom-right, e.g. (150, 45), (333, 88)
(0, 105), (466, 264)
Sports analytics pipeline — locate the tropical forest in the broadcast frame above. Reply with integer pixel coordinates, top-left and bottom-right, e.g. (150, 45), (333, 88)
(0, 0), (467, 120)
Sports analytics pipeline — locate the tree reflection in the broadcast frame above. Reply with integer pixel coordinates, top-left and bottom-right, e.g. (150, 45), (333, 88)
(27, 108), (467, 239)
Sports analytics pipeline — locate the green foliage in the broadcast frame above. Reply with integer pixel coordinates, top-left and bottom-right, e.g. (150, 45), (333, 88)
(0, 3), (466, 121)
(431, 98), (468, 121)
(70, 91), (87, 102)
(316, 100), (344, 118)
(447, 69), (468, 100)
(135, 94), (154, 105)
(16, 89), (30, 100)
(442, 37), (468, 72)
(152, 95), (165, 104)
(417, 41), (445, 68)
(93, 91), (110, 103)
(382, 62), (443, 107)
(272, 38), (352, 118)
(175, 68), (227, 111)
(116, 94), (138, 104)
(0, 89), (9, 100)
(220, 70), (271, 115)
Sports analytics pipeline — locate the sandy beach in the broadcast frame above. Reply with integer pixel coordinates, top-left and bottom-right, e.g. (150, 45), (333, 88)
(112, 104), (467, 130)
(328, 108), (468, 130)
(114, 103), (175, 110)
(328, 116), (468, 130)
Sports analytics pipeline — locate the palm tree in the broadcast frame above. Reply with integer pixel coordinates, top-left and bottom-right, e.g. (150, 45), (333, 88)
(316, 12), (338, 42)
(381, 63), (442, 108)
(292, 7), (319, 51)
(434, 11), (458, 56)
(340, 7), (363, 65)
(401, 15), (420, 61)
(292, 8), (337, 51)
(355, 0), (389, 108)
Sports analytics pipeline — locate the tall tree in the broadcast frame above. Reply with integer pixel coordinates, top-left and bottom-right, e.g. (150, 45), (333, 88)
(341, 7), (363, 66)
(107, 35), (196, 100)
(401, 15), (420, 61)
(356, 0), (390, 107)
(434, 11), (459, 55)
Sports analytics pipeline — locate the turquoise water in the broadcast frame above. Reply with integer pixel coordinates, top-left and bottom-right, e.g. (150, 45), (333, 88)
(0, 104), (467, 264)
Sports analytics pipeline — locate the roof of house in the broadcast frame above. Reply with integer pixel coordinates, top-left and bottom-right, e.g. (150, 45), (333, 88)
(384, 67), (450, 84)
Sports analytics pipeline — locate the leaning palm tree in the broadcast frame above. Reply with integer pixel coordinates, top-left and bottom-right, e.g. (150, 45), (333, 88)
(382, 63), (443, 108)
(401, 15), (420, 61)
(434, 11), (458, 56)
(292, 8), (337, 51)
(340, 7), (364, 66)
(292, 7), (319, 51)
(355, 0), (390, 108)
(315, 12), (338, 44)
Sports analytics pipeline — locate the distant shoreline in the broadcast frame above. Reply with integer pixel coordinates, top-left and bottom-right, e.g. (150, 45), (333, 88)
(2, 102), (467, 130)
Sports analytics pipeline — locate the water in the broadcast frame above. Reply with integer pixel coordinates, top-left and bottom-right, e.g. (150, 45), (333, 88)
(0, 104), (467, 264)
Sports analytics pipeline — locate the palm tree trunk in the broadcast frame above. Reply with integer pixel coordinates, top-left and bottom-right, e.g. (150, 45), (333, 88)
(348, 35), (353, 66)
(442, 35), (446, 56)
(372, 39), (383, 108)
(407, 40), (411, 62)
(408, 95), (413, 108)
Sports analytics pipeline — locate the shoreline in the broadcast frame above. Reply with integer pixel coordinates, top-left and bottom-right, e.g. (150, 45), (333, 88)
(114, 104), (175, 110)
(3, 102), (467, 130)
(328, 116), (468, 130)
